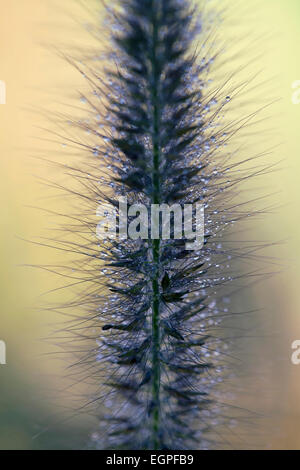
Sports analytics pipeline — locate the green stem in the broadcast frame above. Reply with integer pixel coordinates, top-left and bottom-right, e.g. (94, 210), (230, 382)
(150, 0), (161, 450)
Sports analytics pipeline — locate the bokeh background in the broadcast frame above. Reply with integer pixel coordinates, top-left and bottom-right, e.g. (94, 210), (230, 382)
(0, 0), (300, 449)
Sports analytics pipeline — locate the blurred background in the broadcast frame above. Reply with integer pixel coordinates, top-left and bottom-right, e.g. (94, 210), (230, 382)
(0, 0), (300, 449)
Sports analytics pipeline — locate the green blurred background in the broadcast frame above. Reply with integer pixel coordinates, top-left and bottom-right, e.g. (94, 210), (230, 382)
(0, 0), (300, 449)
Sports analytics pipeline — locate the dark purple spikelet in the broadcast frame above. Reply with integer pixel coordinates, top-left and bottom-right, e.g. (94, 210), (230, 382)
(50, 0), (270, 450)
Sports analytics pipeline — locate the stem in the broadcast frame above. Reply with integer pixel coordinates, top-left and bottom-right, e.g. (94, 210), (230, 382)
(150, 0), (161, 450)
(151, 240), (160, 450)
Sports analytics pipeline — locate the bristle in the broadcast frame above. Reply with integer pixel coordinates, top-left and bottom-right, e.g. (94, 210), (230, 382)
(48, 0), (270, 450)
